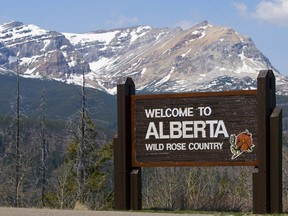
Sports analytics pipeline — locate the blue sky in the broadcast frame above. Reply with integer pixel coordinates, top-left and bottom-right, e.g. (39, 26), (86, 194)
(1, 0), (288, 76)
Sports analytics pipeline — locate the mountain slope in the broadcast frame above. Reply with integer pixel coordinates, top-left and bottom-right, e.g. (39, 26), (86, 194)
(0, 21), (89, 78)
(0, 73), (116, 128)
(0, 20), (288, 95)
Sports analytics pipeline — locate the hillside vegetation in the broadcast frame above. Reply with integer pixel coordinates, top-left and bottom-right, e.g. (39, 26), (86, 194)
(0, 74), (116, 128)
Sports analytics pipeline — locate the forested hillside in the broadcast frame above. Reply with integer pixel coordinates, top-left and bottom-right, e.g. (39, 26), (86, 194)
(0, 73), (115, 209)
(0, 74), (116, 128)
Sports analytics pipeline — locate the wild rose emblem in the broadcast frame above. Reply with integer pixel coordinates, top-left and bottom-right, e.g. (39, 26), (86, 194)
(230, 129), (254, 160)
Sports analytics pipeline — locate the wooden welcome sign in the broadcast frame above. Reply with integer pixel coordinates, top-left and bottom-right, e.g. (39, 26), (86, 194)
(131, 91), (257, 167)
(114, 70), (282, 214)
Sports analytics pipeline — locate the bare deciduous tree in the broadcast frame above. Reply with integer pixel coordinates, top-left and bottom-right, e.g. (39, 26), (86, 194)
(14, 62), (21, 207)
(76, 70), (87, 204)
(40, 87), (47, 208)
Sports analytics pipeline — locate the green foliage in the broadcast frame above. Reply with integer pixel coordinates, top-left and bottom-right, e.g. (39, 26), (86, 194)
(57, 112), (113, 209)
(66, 140), (78, 163)
(44, 192), (59, 208)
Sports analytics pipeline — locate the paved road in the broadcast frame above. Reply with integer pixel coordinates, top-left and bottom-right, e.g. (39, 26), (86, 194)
(0, 208), (216, 216)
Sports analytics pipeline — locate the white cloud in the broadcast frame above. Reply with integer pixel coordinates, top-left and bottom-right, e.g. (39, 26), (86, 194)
(253, 0), (288, 26)
(234, 0), (288, 27)
(106, 15), (139, 28)
(233, 2), (248, 16)
(174, 20), (194, 30)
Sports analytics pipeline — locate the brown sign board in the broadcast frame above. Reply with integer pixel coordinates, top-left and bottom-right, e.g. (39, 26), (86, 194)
(131, 90), (258, 167)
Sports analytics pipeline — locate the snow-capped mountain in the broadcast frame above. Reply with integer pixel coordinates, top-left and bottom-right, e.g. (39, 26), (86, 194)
(1, 20), (288, 95)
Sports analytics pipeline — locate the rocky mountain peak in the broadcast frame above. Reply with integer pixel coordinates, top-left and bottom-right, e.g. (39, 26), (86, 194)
(0, 21), (287, 95)
(0, 21), (24, 30)
(0, 21), (90, 79)
(194, 20), (210, 28)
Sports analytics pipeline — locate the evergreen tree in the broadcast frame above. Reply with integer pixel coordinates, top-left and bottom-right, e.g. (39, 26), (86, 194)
(64, 71), (112, 209)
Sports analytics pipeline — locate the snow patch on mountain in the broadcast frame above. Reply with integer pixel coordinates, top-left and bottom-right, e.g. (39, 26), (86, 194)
(0, 21), (48, 43)
(0, 20), (288, 95)
(8, 55), (17, 63)
(63, 31), (120, 46)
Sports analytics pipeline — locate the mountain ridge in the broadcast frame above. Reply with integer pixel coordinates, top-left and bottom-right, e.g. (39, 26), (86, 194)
(0, 20), (288, 95)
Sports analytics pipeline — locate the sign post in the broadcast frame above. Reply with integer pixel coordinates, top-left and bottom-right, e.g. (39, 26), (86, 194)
(253, 70), (282, 214)
(270, 107), (282, 213)
(114, 70), (282, 214)
(114, 78), (134, 210)
(114, 78), (142, 210)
